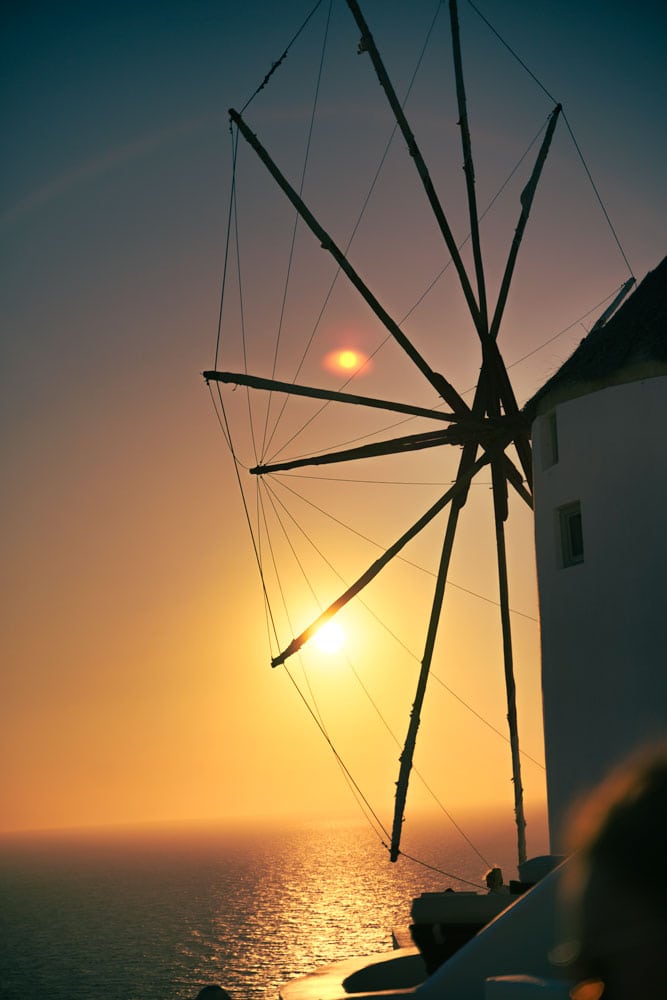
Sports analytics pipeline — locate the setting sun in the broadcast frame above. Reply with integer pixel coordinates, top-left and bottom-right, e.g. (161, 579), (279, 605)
(313, 621), (346, 654)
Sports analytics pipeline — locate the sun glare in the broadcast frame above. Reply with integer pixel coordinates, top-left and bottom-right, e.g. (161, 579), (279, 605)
(338, 349), (359, 369)
(323, 348), (371, 375)
(313, 621), (346, 654)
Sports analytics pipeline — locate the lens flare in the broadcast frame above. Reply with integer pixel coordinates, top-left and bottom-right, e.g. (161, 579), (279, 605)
(338, 350), (359, 369)
(323, 348), (371, 375)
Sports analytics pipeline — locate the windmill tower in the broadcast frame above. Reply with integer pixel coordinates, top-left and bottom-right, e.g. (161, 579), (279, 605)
(525, 256), (667, 851)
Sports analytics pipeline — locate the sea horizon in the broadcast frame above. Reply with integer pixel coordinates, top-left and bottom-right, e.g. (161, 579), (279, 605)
(1, 810), (549, 1000)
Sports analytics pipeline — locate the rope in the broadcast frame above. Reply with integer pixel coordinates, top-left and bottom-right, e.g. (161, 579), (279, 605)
(209, 394), (392, 845)
(465, 0), (558, 105)
(209, 1), (610, 877)
(345, 657), (493, 865)
(209, 372), (512, 877)
(561, 112), (634, 277)
(265, 476), (544, 773)
(397, 849), (486, 889)
(227, 152), (261, 467)
(284, 661), (392, 843)
(264, 0), (444, 465)
(272, 474), (537, 623)
(207, 386), (280, 644)
(504, 282), (632, 373)
(263, 477), (493, 866)
(213, 129), (238, 371)
(203, 402), (389, 844)
(465, 0), (634, 277)
(259, 479), (394, 843)
(263, 115), (549, 465)
(203, 402), (536, 873)
(261, 0), (334, 459)
(211, 390), (512, 878)
(240, 1), (325, 113)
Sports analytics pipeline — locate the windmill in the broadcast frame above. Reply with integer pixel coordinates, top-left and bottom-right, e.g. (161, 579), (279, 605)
(204, 0), (631, 868)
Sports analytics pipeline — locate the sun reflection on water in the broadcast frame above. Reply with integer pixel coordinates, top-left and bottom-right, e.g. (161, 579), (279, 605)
(0, 816), (529, 1000)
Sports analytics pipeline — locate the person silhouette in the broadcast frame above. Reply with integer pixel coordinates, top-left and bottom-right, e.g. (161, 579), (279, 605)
(559, 743), (667, 1000)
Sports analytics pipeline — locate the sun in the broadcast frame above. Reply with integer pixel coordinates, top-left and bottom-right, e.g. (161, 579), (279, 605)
(313, 621), (346, 654)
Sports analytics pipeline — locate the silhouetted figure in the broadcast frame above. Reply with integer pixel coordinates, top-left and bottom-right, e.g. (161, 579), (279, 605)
(195, 987), (232, 1000)
(559, 743), (667, 999)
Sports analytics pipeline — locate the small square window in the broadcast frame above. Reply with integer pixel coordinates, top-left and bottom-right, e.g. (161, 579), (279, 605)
(559, 501), (584, 567)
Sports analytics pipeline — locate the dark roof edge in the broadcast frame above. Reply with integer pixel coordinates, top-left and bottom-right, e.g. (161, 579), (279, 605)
(527, 362), (667, 420)
(523, 255), (667, 421)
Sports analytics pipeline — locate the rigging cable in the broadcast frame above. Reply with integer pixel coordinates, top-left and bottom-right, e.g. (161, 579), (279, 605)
(504, 281), (633, 372)
(284, 659), (392, 846)
(261, 0), (334, 459)
(274, 273), (631, 463)
(206, 386), (281, 650)
(465, 0), (634, 278)
(273, 474), (538, 624)
(265, 113), (549, 465)
(264, 0), (444, 464)
(257, 479), (392, 842)
(263, 474), (494, 869)
(258, 476), (395, 845)
(240, 1), (325, 114)
(208, 3), (573, 876)
(213, 127), (239, 376)
(560, 113), (634, 277)
(209, 383), (392, 847)
(343, 653), (493, 867)
(265, 476), (545, 772)
(398, 850), (485, 889)
(230, 157), (262, 467)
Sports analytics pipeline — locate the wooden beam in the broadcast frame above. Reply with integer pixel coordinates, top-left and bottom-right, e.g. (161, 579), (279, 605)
(229, 108), (467, 415)
(489, 104), (562, 343)
(204, 369), (459, 423)
(449, 0), (488, 331)
(391, 491), (462, 861)
(491, 457), (527, 865)
(270, 451), (492, 668)
(345, 0), (483, 334)
(251, 428), (462, 475)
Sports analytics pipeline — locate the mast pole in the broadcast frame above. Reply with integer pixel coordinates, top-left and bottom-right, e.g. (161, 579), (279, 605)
(489, 104), (562, 342)
(449, 0), (488, 332)
(204, 370), (461, 424)
(229, 108), (465, 415)
(491, 457), (527, 865)
(344, 0), (483, 333)
(391, 489), (464, 861)
(271, 452), (492, 668)
(249, 429), (473, 476)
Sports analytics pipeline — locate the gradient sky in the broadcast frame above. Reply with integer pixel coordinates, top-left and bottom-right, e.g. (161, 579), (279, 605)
(2, 1), (665, 848)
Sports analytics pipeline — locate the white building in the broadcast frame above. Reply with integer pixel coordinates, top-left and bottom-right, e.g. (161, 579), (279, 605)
(525, 256), (667, 850)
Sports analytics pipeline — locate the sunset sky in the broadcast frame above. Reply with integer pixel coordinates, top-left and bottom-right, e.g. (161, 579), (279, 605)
(2, 0), (665, 856)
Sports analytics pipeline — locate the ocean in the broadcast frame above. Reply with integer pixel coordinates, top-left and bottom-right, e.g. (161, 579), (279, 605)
(0, 816), (536, 1000)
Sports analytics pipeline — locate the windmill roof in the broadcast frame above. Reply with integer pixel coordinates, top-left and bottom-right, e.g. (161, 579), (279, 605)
(524, 255), (667, 419)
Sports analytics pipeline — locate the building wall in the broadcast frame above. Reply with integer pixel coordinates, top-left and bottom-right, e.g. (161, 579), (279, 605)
(531, 375), (667, 850)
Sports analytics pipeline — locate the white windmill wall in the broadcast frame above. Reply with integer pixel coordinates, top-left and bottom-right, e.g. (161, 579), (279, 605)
(531, 374), (667, 851)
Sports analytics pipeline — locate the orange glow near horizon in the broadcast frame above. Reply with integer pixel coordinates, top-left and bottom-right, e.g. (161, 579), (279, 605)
(5, 0), (662, 842)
